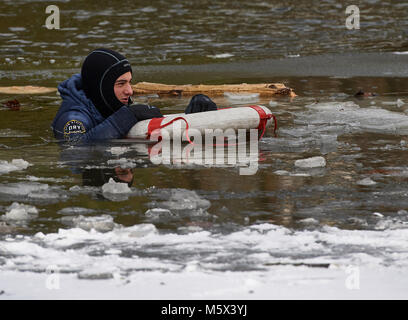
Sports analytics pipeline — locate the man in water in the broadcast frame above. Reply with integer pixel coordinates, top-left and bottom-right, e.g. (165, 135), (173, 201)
(51, 48), (217, 143)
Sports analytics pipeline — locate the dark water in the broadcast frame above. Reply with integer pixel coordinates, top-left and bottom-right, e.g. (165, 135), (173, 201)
(1, 0), (408, 85)
(1, 0), (408, 283)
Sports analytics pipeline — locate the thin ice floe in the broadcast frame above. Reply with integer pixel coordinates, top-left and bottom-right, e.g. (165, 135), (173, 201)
(207, 53), (234, 59)
(147, 189), (211, 219)
(357, 177), (377, 186)
(69, 185), (100, 194)
(60, 215), (117, 232)
(106, 158), (137, 168)
(0, 159), (31, 174)
(101, 178), (132, 194)
(57, 207), (96, 216)
(0, 129), (31, 138)
(0, 182), (48, 196)
(297, 101), (408, 135)
(100, 178), (135, 201)
(223, 92), (259, 102)
(295, 156), (326, 168)
(145, 208), (176, 221)
(20, 175), (73, 183)
(268, 100), (278, 107)
(108, 147), (130, 156)
(382, 99), (405, 107)
(0, 182), (68, 204)
(261, 133), (337, 155)
(1, 202), (38, 221)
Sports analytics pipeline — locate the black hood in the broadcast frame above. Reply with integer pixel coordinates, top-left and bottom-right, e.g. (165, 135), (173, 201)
(81, 48), (132, 118)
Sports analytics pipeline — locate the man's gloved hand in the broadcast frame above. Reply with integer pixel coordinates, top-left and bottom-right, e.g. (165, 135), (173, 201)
(185, 94), (218, 114)
(128, 104), (163, 121)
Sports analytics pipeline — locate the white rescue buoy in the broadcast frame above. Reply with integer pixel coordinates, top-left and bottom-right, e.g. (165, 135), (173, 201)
(126, 105), (276, 140)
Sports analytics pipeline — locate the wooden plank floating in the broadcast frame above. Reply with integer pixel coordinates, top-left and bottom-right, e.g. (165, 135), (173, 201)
(0, 82), (296, 97)
(132, 82), (296, 97)
(0, 86), (57, 94)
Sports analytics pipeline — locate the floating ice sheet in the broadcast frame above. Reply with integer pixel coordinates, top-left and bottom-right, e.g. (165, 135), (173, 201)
(57, 207), (97, 216)
(0, 182), (68, 204)
(207, 53), (234, 59)
(106, 158), (137, 168)
(60, 215), (117, 232)
(297, 101), (408, 135)
(108, 147), (130, 156)
(224, 92), (259, 102)
(0, 182), (49, 196)
(0, 129), (31, 138)
(261, 136), (336, 154)
(0, 159), (31, 174)
(1, 202), (38, 221)
(295, 156), (326, 168)
(101, 178), (135, 201)
(148, 189), (211, 211)
(357, 178), (377, 186)
(101, 178), (132, 194)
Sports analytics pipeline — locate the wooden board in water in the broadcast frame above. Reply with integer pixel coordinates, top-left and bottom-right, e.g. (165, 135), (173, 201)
(0, 86), (57, 94)
(132, 82), (296, 97)
(0, 82), (296, 97)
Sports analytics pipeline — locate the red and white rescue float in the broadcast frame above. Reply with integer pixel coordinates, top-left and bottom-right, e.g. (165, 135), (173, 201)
(126, 105), (277, 140)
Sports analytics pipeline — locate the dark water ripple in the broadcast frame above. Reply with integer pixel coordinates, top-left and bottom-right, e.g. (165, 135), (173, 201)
(0, 0), (407, 71)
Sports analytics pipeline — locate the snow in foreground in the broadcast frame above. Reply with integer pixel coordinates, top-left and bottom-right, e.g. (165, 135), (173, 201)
(1, 222), (408, 299)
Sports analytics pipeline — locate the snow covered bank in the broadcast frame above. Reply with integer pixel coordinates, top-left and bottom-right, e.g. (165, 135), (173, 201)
(0, 266), (407, 299)
(0, 222), (407, 299)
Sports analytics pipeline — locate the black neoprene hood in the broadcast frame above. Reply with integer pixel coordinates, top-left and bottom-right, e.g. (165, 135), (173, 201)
(81, 48), (132, 118)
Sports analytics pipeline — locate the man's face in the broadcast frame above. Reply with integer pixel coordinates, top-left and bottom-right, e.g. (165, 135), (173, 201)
(114, 72), (133, 105)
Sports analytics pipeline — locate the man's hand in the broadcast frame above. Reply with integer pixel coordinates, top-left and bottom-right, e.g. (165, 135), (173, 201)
(128, 104), (163, 121)
(185, 94), (218, 114)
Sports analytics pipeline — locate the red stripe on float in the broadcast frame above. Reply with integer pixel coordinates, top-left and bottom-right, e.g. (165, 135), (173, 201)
(147, 117), (165, 139)
(248, 105), (277, 138)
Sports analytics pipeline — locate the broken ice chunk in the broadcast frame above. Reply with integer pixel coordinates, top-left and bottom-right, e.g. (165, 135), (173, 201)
(2, 202), (38, 220)
(207, 53), (234, 59)
(101, 178), (131, 194)
(57, 207), (96, 215)
(0, 159), (31, 174)
(61, 214), (116, 232)
(294, 156), (326, 168)
(357, 177), (377, 186)
(223, 92), (259, 102)
(109, 147), (129, 156)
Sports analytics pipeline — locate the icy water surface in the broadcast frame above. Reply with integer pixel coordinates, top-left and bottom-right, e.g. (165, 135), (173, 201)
(1, 0), (407, 69)
(2, 81), (408, 284)
(1, 0), (408, 297)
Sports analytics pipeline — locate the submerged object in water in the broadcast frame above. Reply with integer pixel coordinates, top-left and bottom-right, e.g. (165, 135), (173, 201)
(127, 105), (276, 140)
